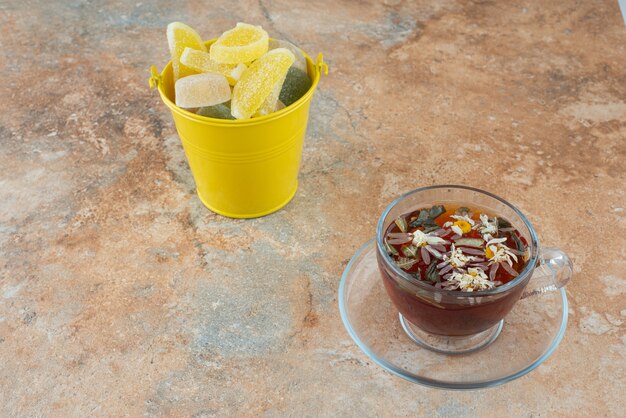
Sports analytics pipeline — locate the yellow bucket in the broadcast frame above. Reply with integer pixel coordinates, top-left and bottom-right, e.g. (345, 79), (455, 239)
(150, 40), (327, 218)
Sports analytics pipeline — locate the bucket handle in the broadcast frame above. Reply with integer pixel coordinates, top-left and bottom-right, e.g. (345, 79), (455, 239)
(316, 53), (328, 76)
(149, 65), (162, 89)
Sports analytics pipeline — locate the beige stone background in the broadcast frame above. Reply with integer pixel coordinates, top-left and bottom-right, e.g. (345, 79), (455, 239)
(1, 0), (625, 416)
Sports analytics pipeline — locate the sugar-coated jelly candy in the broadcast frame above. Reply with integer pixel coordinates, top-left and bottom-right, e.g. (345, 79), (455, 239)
(180, 48), (247, 86)
(210, 23), (269, 64)
(167, 22), (207, 81)
(231, 48), (294, 119)
(175, 73), (231, 108)
(229, 62), (247, 83)
(279, 67), (312, 107)
(255, 99), (286, 117)
(268, 39), (307, 73)
(197, 104), (235, 120)
(254, 73), (288, 117)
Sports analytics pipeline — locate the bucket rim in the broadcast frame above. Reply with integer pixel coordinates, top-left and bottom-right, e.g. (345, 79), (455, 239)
(155, 38), (323, 126)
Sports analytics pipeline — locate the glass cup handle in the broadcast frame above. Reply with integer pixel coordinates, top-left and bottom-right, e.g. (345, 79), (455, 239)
(521, 247), (573, 299)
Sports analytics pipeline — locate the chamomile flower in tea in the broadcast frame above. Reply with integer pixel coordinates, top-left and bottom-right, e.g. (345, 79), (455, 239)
(442, 267), (496, 292)
(484, 236), (522, 280)
(383, 205), (529, 292)
(476, 213), (498, 237)
(444, 210), (475, 238)
(436, 244), (486, 277)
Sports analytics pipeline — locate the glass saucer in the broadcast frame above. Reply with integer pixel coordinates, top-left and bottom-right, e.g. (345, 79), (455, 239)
(338, 240), (568, 390)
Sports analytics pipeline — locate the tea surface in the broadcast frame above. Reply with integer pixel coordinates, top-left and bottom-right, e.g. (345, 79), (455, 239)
(384, 206), (528, 291)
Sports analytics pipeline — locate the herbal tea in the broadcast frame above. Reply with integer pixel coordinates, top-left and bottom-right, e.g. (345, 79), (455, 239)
(383, 205), (529, 291)
(378, 204), (532, 336)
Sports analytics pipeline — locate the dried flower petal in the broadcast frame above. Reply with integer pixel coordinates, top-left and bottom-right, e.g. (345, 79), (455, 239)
(396, 257), (418, 270)
(460, 247), (485, 256)
(511, 233), (525, 253)
(426, 260), (440, 283)
(395, 216), (408, 233)
(440, 264), (453, 274)
(501, 261), (519, 277)
(454, 238), (484, 248)
(425, 246), (443, 259)
(402, 245), (419, 258)
(489, 263), (499, 281)
(384, 240), (399, 256)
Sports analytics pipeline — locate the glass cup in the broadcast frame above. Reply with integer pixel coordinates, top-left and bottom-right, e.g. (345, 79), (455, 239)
(376, 185), (573, 354)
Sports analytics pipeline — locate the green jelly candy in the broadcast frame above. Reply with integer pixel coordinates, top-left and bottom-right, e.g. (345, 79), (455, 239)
(279, 67), (311, 107)
(197, 103), (235, 120)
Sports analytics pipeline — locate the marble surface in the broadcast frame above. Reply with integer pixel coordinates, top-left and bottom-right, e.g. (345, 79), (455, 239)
(1, 0), (625, 416)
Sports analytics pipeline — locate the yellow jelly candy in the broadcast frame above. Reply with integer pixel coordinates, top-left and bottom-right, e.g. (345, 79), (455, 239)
(180, 47), (247, 86)
(231, 48), (295, 120)
(167, 22), (207, 81)
(175, 73), (231, 108)
(254, 73), (288, 117)
(268, 39), (308, 73)
(210, 23), (269, 64)
(229, 63), (247, 83)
